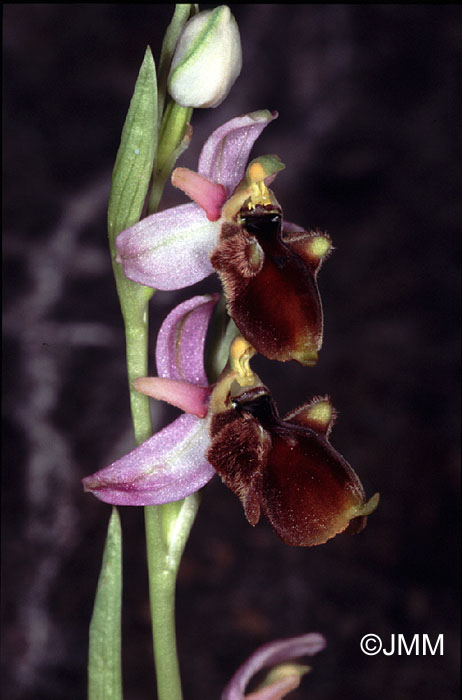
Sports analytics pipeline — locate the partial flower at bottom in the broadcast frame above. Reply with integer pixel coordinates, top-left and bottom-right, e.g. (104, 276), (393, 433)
(221, 632), (326, 700)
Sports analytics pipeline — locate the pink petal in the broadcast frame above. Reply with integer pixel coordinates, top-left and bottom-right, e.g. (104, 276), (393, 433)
(115, 203), (218, 290)
(198, 111), (278, 197)
(172, 168), (227, 221)
(156, 294), (220, 385)
(133, 377), (211, 418)
(221, 634), (326, 700)
(82, 414), (215, 506)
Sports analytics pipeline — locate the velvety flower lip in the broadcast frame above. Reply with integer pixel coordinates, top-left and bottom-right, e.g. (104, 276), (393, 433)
(82, 295), (219, 506)
(115, 111), (278, 290)
(207, 369), (379, 547)
(221, 633), (326, 700)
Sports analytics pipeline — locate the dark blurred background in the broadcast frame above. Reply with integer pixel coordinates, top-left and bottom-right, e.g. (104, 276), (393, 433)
(2, 4), (460, 699)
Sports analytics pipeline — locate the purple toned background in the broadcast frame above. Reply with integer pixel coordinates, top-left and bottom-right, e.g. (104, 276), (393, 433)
(2, 5), (460, 699)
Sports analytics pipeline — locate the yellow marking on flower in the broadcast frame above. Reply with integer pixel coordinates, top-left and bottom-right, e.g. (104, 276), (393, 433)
(309, 235), (331, 259)
(248, 161), (266, 182)
(359, 492), (380, 516)
(348, 492), (380, 520)
(306, 400), (332, 427)
(253, 663), (310, 695)
(246, 161), (272, 210)
(221, 160), (280, 220)
(230, 336), (256, 386)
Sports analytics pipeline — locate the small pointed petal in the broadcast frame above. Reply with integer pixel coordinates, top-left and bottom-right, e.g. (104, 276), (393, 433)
(221, 633), (326, 700)
(172, 167), (227, 221)
(82, 414), (215, 506)
(115, 203), (218, 290)
(198, 111), (278, 196)
(156, 294), (220, 384)
(133, 377), (211, 418)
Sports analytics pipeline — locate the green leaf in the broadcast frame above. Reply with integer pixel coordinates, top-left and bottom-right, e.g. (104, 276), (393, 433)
(106, 47), (158, 444)
(108, 45), (158, 245)
(88, 508), (123, 700)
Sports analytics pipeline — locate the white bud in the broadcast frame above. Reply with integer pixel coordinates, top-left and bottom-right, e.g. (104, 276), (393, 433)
(168, 6), (242, 109)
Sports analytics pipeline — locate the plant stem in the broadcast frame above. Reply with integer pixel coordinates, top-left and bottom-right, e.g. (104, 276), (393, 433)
(144, 507), (182, 700)
(105, 35), (198, 699)
(121, 298), (186, 700)
(144, 495), (200, 700)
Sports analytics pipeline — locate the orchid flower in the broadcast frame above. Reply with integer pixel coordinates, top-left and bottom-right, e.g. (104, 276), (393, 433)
(83, 295), (378, 547)
(115, 111), (333, 366)
(222, 632), (326, 700)
(82, 294), (218, 506)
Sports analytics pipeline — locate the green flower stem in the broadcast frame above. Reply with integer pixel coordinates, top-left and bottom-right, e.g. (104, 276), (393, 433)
(115, 280), (154, 445)
(144, 495), (200, 700)
(147, 99), (193, 215)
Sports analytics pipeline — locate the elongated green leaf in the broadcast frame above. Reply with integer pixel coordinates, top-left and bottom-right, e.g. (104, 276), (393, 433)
(108, 46), (158, 244)
(88, 508), (123, 700)
(106, 47), (158, 443)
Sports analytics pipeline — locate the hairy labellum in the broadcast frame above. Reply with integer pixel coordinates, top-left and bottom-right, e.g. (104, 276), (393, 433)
(208, 384), (378, 547)
(211, 201), (331, 366)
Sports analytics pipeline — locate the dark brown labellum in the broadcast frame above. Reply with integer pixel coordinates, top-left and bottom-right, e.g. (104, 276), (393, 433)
(211, 204), (328, 365)
(208, 386), (378, 547)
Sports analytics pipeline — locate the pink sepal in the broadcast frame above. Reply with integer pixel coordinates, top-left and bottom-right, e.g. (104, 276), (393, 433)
(82, 413), (215, 506)
(115, 203), (218, 290)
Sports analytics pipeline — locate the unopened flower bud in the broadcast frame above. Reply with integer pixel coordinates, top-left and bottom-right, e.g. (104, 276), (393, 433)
(168, 5), (242, 109)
